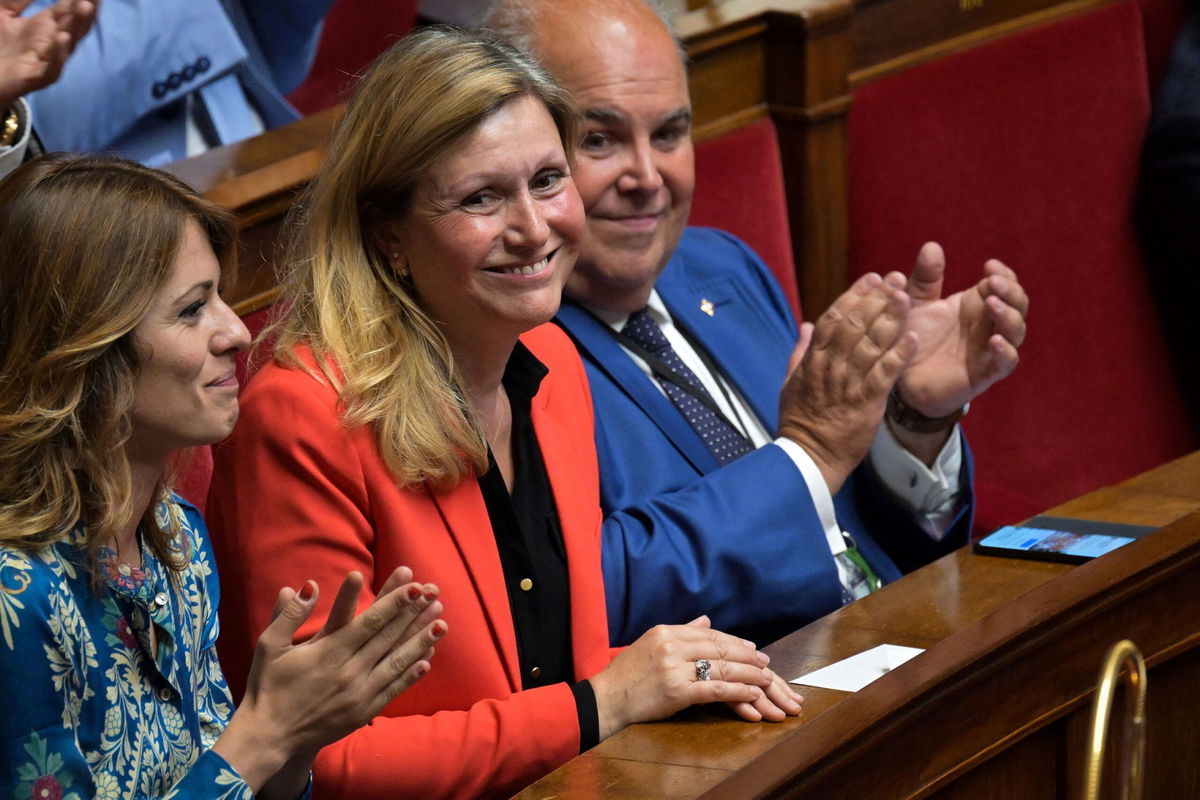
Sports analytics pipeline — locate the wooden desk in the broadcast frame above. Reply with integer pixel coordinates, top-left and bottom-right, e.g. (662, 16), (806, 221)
(514, 451), (1200, 798)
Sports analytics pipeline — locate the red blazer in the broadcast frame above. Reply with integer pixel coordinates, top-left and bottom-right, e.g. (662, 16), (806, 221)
(207, 323), (614, 800)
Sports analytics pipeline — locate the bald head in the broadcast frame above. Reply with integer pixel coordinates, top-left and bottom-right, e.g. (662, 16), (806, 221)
(484, 0), (680, 60)
(484, 0), (696, 313)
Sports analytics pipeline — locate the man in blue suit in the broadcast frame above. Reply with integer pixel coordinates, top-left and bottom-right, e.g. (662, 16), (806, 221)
(485, 0), (1030, 646)
(22, 0), (333, 165)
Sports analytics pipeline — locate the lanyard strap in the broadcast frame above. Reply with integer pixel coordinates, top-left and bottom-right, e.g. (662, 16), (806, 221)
(842, 533), (882, 593)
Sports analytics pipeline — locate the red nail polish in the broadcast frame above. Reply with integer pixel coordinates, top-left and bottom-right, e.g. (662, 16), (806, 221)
(407, 586), (423, 601)
(432, 621), (447, 638)
(423, 589), (437, 602)
(298, 582), (314, 601)
(414, 662), (429, 678)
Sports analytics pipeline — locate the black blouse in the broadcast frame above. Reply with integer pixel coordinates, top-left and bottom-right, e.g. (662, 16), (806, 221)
(476, 342), (599, 751)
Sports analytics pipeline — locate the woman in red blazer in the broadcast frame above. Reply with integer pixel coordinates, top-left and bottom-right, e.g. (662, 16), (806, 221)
(207, 27), (803, 800)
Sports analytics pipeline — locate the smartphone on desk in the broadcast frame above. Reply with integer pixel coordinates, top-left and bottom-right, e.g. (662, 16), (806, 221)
(973, 515), (1157, 565)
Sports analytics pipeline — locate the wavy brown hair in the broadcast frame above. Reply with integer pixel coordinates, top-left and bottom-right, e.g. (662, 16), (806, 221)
(272, 26), (580, 488)
(0, 154), (235, 571)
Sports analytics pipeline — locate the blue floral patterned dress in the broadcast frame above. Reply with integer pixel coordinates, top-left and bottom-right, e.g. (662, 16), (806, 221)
(0, 497), (255, 800)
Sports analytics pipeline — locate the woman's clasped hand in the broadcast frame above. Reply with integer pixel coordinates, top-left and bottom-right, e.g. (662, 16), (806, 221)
(591, 616), (804, 738)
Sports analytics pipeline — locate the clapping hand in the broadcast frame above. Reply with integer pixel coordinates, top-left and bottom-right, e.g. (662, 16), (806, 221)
(213, 567), (446, 795)
(896, 241), (1028, 419)
(0, 0), (96, 108)
(777, 272), (917, 494)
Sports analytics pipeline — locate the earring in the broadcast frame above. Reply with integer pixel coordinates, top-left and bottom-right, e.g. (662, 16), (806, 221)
(391, 252), (410, 279)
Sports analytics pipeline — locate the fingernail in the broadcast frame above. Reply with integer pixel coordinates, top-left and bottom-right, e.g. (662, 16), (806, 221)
(757, 651), (770, 666)
(298, 582), (314, 601)
(423, 589), (437, 602)
(414, 662), (429, 678)
(407, 586), (423, 601)
(431, 621), (447, 638)
(742, 639), (756, 649)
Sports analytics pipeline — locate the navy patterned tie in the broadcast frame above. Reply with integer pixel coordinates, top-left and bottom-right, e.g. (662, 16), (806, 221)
(621, 309), (753, 466)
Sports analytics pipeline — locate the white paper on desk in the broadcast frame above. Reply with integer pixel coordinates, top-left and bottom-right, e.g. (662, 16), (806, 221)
(790, 644), (924, 692)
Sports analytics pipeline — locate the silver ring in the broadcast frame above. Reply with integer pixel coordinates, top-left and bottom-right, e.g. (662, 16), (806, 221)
(695, 658), (711, 682)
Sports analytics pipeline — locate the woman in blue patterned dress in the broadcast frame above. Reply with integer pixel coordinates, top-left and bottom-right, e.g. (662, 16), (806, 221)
(0, 154), (447, 800)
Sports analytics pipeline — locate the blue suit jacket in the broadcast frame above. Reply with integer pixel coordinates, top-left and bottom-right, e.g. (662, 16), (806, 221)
(25, 0), (331, 165)
(556, 227), (974, 645)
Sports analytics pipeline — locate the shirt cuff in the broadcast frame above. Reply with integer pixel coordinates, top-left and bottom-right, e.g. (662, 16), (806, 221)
(571, 679), (600, 752)
(869, 421), (965, 541)
(771, 438), (846, 557)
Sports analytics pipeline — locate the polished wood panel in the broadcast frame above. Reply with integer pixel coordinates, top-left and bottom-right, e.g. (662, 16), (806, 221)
(680, 0), (852, 316)
(849, 0), (1118, 84)
(513, 451), (1200, 798)
(162, 107), (341, 316)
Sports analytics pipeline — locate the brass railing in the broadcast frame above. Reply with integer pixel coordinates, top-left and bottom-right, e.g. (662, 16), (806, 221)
(1083, 639), (1147, 800)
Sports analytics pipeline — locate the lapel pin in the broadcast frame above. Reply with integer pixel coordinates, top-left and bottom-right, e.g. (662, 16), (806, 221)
(700, 298), (715, 317)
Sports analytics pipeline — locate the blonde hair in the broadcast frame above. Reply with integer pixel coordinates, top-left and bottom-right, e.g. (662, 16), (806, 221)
(273, 26), (580, 488)
(0, 155), (235, 571)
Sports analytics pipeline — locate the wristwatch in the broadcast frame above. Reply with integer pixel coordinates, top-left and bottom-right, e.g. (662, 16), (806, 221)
(0, 106), (19, 148)
(886, 388), (966, 434)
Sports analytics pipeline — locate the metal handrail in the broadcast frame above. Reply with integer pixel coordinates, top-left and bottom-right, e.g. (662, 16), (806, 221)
(1083, 639), (1147, 800)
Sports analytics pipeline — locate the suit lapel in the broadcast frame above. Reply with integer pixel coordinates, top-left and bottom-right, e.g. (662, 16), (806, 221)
(428, 480), (522, 691)
(555, 302), (715, 472)
(659, 275), (783, 431)
(530, 390), (611, 677)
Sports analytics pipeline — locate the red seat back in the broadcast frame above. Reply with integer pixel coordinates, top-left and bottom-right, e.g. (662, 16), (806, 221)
(847, 0), (1195, 532)
(1138, 0), (1191, 91)
(287, 0), (419, 115)
(234, 305), (277, 386)
(175, 445), (215, 512)
(693, 117), (802, 321)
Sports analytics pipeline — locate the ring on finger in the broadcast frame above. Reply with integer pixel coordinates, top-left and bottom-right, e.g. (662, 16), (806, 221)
(695, 658), (711, 682)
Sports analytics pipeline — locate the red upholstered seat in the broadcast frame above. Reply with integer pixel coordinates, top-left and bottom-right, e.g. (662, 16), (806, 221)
(287, 0), (419, 115)
(1138, 0), (1190, 91)
(175, 446), (215, 512)
(693, 117), (802, 320)
(234, 305), (277, 386)
(847, 0), (1195, 533)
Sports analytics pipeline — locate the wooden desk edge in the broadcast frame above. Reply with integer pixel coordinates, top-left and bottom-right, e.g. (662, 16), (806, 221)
(516, 454), (1200, 799)
(705, 509), (1200, 798)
